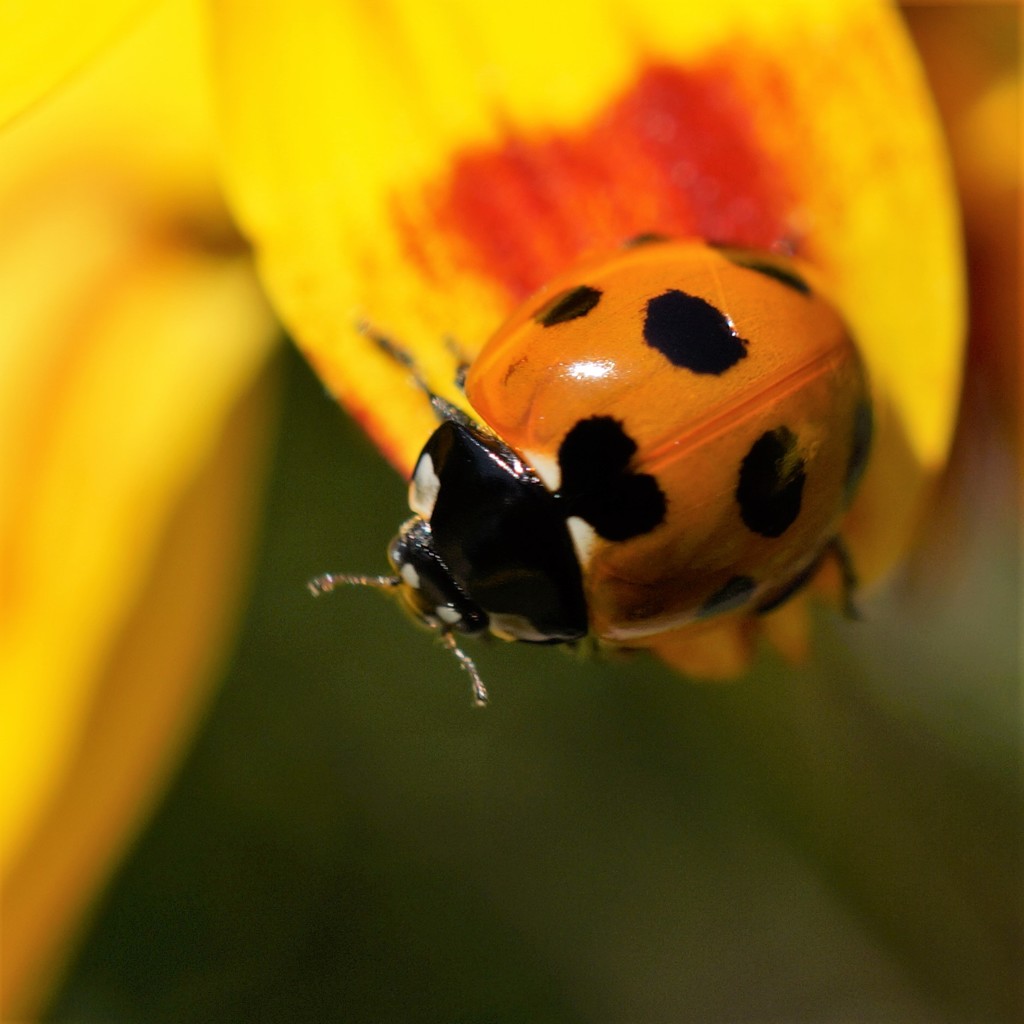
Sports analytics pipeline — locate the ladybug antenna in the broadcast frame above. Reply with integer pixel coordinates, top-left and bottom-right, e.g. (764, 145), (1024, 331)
(307, 572), (490, 708)
(307, 572), (401, 595)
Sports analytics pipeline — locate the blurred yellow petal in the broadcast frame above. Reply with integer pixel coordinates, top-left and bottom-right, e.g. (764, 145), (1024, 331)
(0, 1), (279, 1015)
(0, 0), (154, 128)
(209, 1), (962, 672)
(760, 598), (812, 666)
(2, 366), (275, 1021)
(904, 4), (1020, 457)
(212, 1), (962, 472)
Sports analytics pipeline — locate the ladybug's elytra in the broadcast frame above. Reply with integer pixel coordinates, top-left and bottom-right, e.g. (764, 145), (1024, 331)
(311, 239), (872, 705)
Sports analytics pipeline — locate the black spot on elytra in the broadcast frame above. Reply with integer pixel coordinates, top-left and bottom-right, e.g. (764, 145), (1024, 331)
(719, 250), (811, 295)
(698, 576), (756, 618)
(534, 285), (602, 327)
(643, 289), (748, 375)
(556, 417), (666, 541)
(844, 398), (873, 504)
(736, 427), (806, 537)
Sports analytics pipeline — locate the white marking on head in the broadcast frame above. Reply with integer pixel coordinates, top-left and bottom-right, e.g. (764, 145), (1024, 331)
(409, 453), (441, 518)
(567, 516), (598, 566)
(523, 449), (561, 492)
(400, 563), (421, 589)
(436, 605), (462, 625)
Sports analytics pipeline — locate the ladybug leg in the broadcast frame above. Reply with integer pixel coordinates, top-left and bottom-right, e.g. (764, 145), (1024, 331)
(357, 321), (478, 430)
(755, 536), (860, 619)
(443, 336), (472, 392)
(439, 630), (489, 707)
(754, 554), (822, 615)
(828, 536), (862, 620)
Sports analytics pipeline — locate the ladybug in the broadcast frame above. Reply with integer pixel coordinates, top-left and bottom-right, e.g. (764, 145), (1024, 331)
(311, 239), (872, 705)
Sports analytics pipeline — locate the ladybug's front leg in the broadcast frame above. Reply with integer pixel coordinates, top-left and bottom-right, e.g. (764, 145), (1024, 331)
(443, 335), (472, 392)
(754, 536), (861, 620)
(828, 535), (861, 620)
(357, 321), (479, 431)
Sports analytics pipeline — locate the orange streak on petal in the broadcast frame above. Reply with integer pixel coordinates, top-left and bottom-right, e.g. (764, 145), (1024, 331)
(409, 61), (798, 305)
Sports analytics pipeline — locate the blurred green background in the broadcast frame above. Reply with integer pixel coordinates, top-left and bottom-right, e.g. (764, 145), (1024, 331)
(45, 336), (1020, 1022)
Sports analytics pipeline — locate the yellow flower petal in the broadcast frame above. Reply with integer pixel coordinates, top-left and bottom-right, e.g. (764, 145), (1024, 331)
(0, 0), (154, 128)
(213, 0), (962, 513)
(210, 0), (963, 672)
(2, 369), (275, 1020)
(905, 4), (1020, 455)
(0, 1), (279, 1014)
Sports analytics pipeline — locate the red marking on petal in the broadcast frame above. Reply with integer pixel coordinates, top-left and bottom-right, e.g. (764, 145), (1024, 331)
(411, 61), (798, 303)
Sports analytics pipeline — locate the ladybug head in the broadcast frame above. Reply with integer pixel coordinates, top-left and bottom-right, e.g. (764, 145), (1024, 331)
(385, 515), (491, 637)
(308, 419), (589, 707)
(306, 523), (491, 707)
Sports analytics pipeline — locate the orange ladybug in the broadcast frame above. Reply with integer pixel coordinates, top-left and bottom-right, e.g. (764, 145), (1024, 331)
(312, 239), (872, 704)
